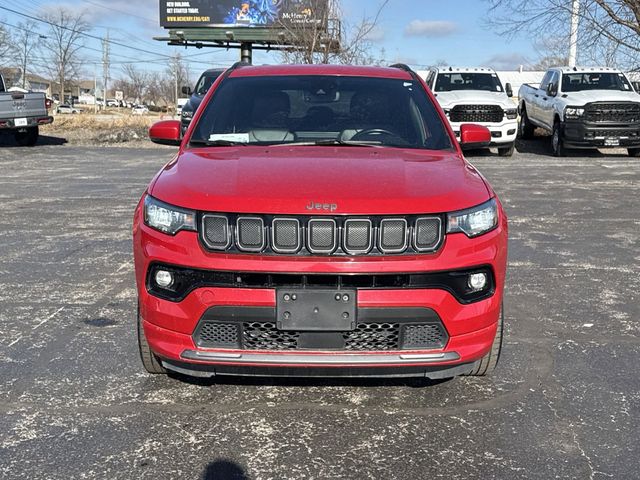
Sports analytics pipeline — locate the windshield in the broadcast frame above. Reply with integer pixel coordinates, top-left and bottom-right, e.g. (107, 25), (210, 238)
(190, 75), (452, 150)
(435, 73), (503, 92)
(195, 71), (223, 96)
(561, 72), (633, 92)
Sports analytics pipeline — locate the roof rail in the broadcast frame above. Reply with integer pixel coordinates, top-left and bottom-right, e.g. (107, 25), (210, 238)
(228, 61), (251, 71)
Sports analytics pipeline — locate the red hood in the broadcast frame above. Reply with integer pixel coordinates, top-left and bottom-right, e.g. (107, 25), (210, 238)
(150, 146), (490, 215)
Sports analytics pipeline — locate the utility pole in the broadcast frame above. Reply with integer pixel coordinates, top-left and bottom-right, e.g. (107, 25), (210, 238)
(102, 30), (110, 107)
(568, 0), (580, 67)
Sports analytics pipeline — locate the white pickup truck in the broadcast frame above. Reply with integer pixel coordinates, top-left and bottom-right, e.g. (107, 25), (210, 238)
(0, 73), (53, 146)
(518, 66), (640, 156)
(424, 67), (518, 156)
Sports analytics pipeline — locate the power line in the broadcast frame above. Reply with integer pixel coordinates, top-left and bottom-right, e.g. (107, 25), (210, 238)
(78, 0), (158, 26)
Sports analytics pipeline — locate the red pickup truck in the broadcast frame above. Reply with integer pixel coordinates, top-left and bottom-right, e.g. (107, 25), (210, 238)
(134, 63), (508, 380)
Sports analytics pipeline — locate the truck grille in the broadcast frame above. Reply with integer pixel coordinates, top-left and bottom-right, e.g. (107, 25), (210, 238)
(194, 321), (447, 351)
(201, 214), (443, 256)
(584, 102), (640, 123)
(449, 104), (503, 123)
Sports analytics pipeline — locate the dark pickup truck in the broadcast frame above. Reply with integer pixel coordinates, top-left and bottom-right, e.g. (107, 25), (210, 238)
(0, 73), (53, 146)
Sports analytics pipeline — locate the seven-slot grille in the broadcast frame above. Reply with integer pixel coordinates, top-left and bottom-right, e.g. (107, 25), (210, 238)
(449, 104), (504, 123)
(584, 102), (640, 123)
(201, 214), (443, 256)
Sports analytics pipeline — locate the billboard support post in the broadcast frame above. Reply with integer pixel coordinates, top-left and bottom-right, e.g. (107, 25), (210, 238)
(240, 42), (253, 64)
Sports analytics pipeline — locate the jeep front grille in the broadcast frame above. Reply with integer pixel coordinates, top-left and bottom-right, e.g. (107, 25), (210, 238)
(449, 104), (504, 123)
(201, 214), (443, 256)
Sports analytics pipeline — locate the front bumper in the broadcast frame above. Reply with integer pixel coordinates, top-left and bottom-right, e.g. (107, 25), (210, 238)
(451, 119), (517, 146)
(133, 200), (508, 377)
(563, 119), (640, 148)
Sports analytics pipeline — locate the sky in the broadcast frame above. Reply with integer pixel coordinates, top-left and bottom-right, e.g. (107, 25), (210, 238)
(0, 0), (538, 82)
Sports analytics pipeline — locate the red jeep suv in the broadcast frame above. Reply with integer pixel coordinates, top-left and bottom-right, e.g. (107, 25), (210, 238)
(134, 63), (507, 379)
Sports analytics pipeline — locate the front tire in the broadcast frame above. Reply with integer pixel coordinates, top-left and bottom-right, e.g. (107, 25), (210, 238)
(498, 143), (515, 157)
(137, 307), (167, 374)
(466, 306), (504, 376)
(15, 127), (39, 147)
(628, 148), (640, 157)
(552, 121), (566, 157)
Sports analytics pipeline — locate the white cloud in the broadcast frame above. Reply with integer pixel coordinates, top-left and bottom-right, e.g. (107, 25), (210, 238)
(483, 52), (530, 70)
(404, 20), (457, 38)
(364, 26), (386, 43)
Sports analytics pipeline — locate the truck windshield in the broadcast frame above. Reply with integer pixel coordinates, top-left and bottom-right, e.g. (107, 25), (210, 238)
(435, 73), (503, 92)
(195, 71), (222, 96)
(190, 75), (452, 150)
(561, 72), (632, 92)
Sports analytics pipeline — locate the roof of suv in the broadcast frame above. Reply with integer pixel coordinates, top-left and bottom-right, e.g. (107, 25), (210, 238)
(432, 67), (496, 74)
(229, 64), (414, 80)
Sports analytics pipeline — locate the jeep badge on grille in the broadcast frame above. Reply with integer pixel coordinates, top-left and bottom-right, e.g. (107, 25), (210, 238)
(306, 201), (338, 212)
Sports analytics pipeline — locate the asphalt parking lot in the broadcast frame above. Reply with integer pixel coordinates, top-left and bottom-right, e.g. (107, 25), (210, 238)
(1, 138), (638, 479)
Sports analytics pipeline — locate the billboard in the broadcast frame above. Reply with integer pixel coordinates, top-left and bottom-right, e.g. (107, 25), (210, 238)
(159, 0), (328, 29)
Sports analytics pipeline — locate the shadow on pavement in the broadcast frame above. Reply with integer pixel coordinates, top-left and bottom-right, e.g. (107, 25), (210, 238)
(168, 371), (452, 389)
(202, 459), (249, 480)
(0, 133), (67, 147)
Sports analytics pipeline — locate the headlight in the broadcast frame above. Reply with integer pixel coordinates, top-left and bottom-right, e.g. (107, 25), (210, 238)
(505, 108), (517, 119)
(564, 106), (585, 119)
(442, 108), (450, 116)
(447, 198), (498, 238)
(181, 109), (193, 120)
(144, 195), (196, 235)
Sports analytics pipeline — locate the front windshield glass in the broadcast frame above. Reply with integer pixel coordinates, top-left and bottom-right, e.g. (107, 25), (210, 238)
(561, 72), (632, 92)
(190, 75), (452, 150)
(435, 73), (504, 92)
(195, 71), (222, 96)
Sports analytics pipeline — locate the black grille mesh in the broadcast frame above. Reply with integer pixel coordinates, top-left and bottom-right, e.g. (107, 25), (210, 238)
(380, 220), (406, 251)
(273, 219), (299, 251)
(308, 220), (336, 252)
(403, 324), (446, 349)
(194, 321), (447, 351)
(345, 220), (371, 252)
(237, 218), (264, 250)
(450, 104), (503, 123)
(202, 216), (229, 249)
(243, 322), (299, 350)
(343, 323), (400, 350)
(414, 218), (441, 250)
(196, 322), (239, 348)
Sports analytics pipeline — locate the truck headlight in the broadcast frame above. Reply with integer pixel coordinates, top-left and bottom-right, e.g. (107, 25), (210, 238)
(447, 199), (498, 238)
(144, 195), (196, 235)
(443, 108), (450, 116)
(564, 107), (585, 119)
(181, 109), (194, 120)
(505, 108), (517, 119)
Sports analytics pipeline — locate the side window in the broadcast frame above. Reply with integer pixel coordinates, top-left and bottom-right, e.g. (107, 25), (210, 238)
(426, 71), (435, 89)
(539, 71), (552, 90)
(551, 72), (560, 89)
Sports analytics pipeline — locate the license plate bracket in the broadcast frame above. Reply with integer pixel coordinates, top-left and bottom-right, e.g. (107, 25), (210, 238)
(604, 137), (620, 146)
(14, 118), (27, 127)
(276, 289), (356, 331)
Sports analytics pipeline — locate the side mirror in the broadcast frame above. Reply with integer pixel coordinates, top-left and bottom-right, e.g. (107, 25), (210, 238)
(505, 82), (513, 97)
(546, 82), (557, 97)
(459, 124), (492, 150)
(149, 120), (181, 146)
(181, 86), (192, 96)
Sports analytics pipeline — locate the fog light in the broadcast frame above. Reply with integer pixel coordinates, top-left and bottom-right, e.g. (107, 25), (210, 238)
(155, 270), (174, 288)
(468, 272), (487, 291)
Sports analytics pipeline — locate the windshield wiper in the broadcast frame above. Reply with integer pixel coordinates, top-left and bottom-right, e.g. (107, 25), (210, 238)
(190, 139), (249, 146)
(271, 139), (383, 147)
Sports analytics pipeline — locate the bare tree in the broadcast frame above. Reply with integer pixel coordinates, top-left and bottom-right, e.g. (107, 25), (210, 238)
(279, 0), (389, 65)
(120, 64), (150, 102)
(484, 0), (640, 69)
(40, 7), (90, 102)
(14, 21), (42, 89)
(0, 23), (13, 66)
(166, 53), (189, 105)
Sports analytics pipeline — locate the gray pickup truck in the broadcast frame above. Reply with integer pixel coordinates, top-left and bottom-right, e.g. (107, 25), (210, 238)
(0, 73), (53, 146)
